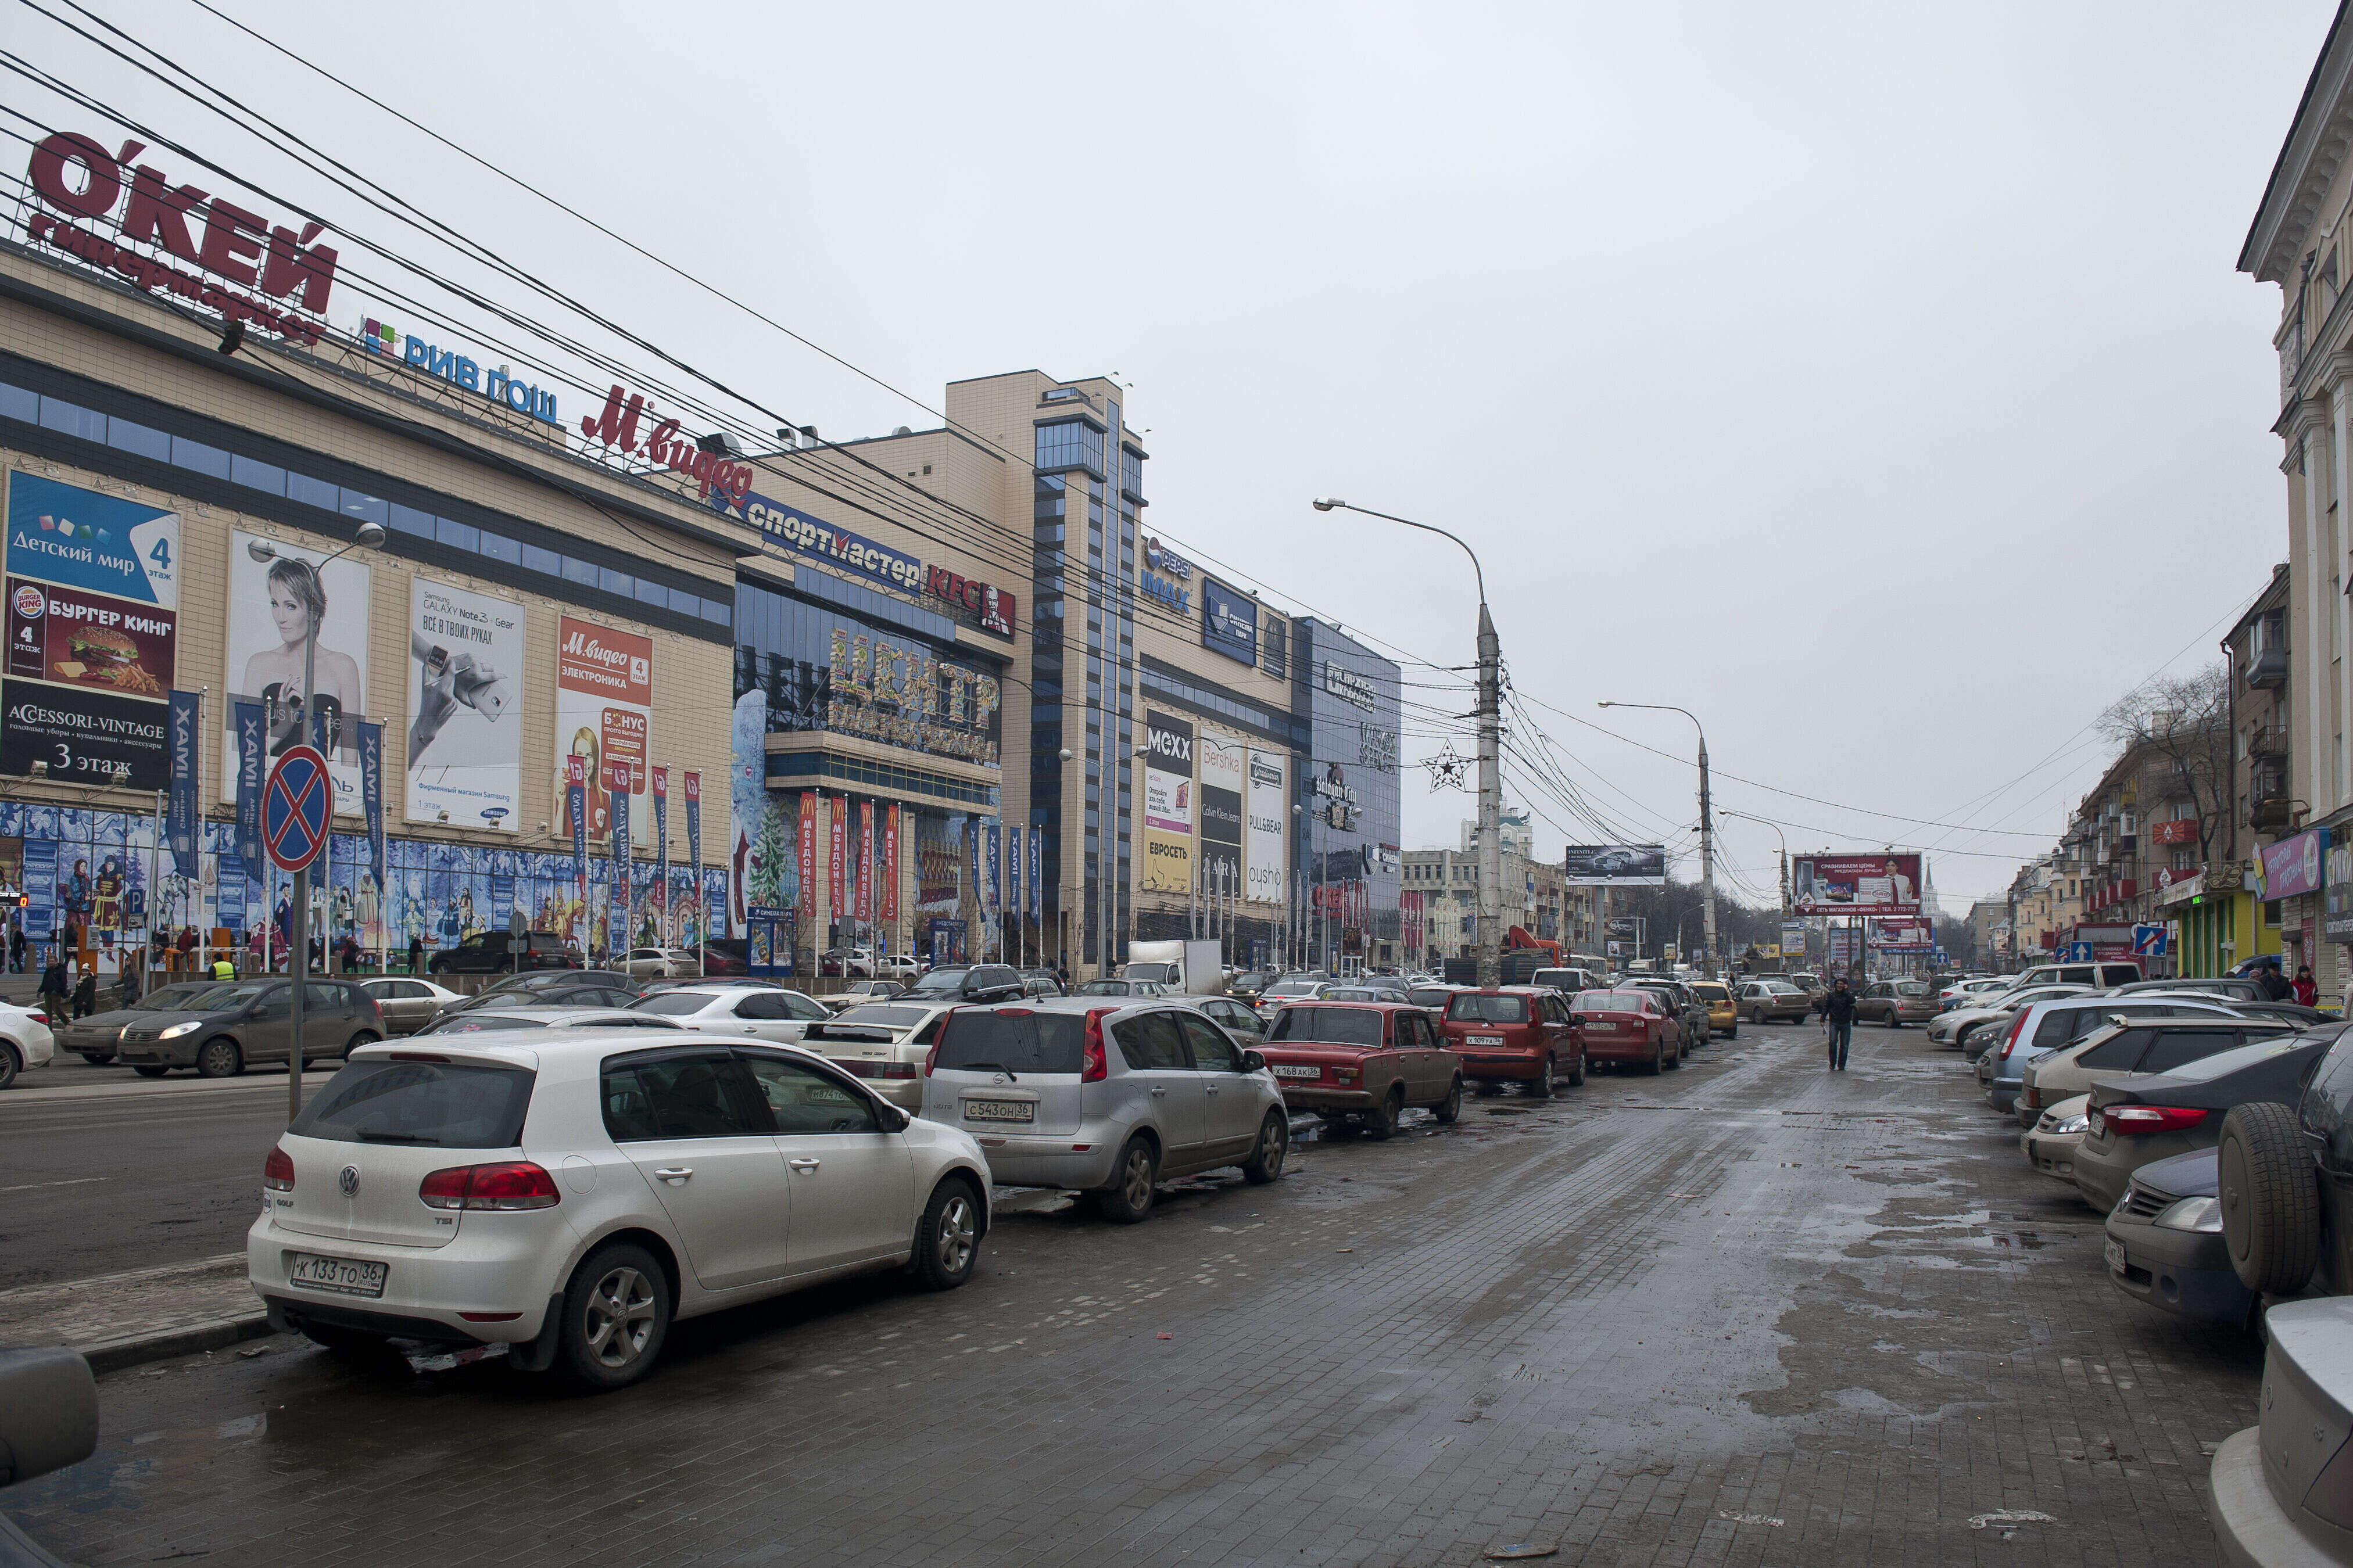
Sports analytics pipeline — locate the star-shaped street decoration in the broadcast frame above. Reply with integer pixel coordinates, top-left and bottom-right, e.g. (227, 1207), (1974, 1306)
(1422, 743), (1469, 791)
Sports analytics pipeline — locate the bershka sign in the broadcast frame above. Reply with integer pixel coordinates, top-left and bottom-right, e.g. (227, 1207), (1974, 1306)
(579, 386), (755, 502)
(23, 132), (338, 345)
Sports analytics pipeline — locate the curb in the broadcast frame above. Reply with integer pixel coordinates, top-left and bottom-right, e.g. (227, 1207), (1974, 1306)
(81, 1312), (274, 1375)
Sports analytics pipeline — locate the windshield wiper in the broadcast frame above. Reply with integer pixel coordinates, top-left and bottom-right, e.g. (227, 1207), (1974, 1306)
(957, 1060), (1018, 1080)
(354, 1129), (440, 1144)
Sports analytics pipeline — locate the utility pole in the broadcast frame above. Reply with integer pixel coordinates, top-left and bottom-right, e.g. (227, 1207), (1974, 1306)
(1475, 600), (1501, 988)
(1696, 734), (1718, 979)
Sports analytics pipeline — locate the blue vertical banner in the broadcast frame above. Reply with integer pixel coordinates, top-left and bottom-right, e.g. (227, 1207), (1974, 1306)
(966, 820), (980, 915)
(983, 823), (1002, 959)
(652, 767), (669, 942)
(358, 721), (385, 900)
(1007, 824), (1020, 932)
(685, 770), (701, 871)
(610, 766), (631, 930)
(22, 839), (54, 940)
(567, 755), (587, 898)
(1027, 826), (1040, 923)
(166, 691), (200, 878)
(232, 701), (266, 870)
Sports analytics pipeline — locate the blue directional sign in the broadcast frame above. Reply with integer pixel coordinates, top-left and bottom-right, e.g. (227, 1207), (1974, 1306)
(263, 745), (331, 873)
(2059, 941), (2095, 962)
(2133, 924), (2169, 957)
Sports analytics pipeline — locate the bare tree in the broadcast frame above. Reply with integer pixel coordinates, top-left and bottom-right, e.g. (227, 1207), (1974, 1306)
(2097, 662), (2232, 858)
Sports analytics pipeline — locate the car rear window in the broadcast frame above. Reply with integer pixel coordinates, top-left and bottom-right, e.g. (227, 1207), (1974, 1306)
(1408, 988), (1455, 1007)
(416, 1014), (551, 1035)
(632, 992), (718, 1016)
(934, 1009), (1087, 1075)
(1692, 985), (1729, 1002)
(290, 1059), (534, 1147)
(1269, 1007), (1385, 1046)
(1573, 992), (1648, 1013)
(2159, 1036), (2314, 1082)
(1448, 994), (1530, 1024)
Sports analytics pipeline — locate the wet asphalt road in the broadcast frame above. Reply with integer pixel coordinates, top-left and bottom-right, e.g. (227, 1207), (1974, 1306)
(0, 1067), (325, 1290)
(5, 1020), (2262, 1566)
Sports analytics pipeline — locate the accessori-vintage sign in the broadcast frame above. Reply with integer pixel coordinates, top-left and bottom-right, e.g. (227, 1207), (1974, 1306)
(23, 131), (339, 346)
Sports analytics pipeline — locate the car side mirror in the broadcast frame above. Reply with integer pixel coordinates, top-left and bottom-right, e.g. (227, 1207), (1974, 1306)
(0, 1348), (96, 1487)
(1242, 1050), (1266, 1073)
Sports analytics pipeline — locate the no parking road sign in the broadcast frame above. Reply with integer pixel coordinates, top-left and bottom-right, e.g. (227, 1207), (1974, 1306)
(264, 744), (331, 873)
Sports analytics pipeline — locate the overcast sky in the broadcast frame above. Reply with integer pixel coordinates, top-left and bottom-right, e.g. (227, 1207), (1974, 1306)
(12, 1), (2338, 912)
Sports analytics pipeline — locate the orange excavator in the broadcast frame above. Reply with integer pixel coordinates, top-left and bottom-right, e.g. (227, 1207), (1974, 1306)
(1505, 927), (1561, 964)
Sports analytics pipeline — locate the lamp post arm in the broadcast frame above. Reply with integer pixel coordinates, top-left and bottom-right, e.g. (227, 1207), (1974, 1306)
(1326, 504), (1485, 605)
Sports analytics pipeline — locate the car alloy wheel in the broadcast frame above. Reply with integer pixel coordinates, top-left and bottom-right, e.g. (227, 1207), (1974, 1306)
(1096, 1136), (1159, 1223)
(1244, 1111), (1289, 1182)
(582, 1264), (660, 1371)
(932, 1190), (978, 1278)
(0, 1042), (16, 1090)
(195, 1038), (242, 1078)
(1534, 1055), (1556, 1097)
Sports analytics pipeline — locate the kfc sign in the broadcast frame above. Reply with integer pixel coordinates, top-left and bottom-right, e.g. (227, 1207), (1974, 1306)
(923, 566), (1016, 638)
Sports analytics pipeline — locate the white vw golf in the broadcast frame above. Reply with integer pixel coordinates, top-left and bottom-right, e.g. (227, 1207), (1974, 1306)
(248, 1029), (994, 1390)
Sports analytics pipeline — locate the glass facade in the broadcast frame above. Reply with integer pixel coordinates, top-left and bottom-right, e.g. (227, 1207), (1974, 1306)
(1034, 418), (1106, 479)
(733, 579), (1005, 770)
(1294, 620), (1403, 967)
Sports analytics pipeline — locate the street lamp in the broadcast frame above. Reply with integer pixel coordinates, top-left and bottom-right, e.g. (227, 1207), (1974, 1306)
(1598, 699), (1718, 980)
(1721, 809), (1789, 912)
(1312, 499), (1500, 986)
(247, 523), (385, 1122)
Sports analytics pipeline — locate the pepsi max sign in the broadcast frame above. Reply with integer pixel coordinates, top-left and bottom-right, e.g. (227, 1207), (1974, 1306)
(1201, 577), (1256, 666)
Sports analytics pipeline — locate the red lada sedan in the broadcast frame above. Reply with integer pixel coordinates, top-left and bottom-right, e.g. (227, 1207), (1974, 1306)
(1567, 988), (1683, 1074)
(1255, 1002), (1468, 1137)
(1438, 986), (1582, 1097)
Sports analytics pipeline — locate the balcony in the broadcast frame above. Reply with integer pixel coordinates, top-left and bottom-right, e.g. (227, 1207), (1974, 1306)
(2250, 722), (2291, 759)
(2244, 617), (2288, 690)
(2252, 797), (2300, 833)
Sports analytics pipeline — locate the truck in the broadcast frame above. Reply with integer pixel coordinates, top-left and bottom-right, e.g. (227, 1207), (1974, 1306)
(1122, 939), (1227, 995)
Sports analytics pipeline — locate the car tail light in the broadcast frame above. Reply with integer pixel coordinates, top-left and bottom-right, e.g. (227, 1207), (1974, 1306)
(1999, 1012), (2031, 1061)
(418, 1161), (560, 1211)
(923, 1009), (957, 1077)
(880, 1062), (917, 1079)
(1333, 1068), (1359, 1085)
(2100, 1104), (2209, 1135)
(263, 1145), (295, 1192)
(1081, 1007), (1116, 1083)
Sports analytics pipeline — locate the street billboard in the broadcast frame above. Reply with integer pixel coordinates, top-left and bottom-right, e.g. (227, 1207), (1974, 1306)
(404, 577), (523, 831)
(1562, 844), (1667, 886)
(1198, 729), (1245, 898)
(1791, 852), (1922, 917)
(3, 471), (178, 791)
(554, 615), (651, 850)
(1245, 748), (1285, 904)
(1142, 709), (1193, 893)
(221, 528), (368, 815)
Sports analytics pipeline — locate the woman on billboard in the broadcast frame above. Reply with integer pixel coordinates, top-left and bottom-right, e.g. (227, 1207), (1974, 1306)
(245, 555), (364, 760)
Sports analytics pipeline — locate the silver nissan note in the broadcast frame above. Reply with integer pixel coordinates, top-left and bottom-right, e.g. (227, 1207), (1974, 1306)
(920, 997), (1290, 1221)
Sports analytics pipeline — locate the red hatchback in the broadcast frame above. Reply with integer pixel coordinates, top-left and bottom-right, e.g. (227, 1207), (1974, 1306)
(1568, 988), (1682, 1074)
(1439, 986), (1582, 1096)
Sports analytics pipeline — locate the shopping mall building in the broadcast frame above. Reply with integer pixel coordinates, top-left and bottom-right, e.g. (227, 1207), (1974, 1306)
(0, 126), (1401, 979)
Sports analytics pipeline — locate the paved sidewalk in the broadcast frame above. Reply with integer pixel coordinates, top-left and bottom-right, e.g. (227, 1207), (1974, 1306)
(0, 1253), (266, 1371)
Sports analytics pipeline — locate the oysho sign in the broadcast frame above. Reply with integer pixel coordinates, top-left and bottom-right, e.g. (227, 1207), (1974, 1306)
(23, 131), (339, 345)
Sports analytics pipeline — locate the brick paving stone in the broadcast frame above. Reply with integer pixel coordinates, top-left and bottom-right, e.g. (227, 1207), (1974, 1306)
(1, 1027), (2261, 1566)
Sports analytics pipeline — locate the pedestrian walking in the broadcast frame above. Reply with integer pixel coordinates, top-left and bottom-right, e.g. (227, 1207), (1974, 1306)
(1822, 977), (1857, 1071)
(7, 922), (21, 975)
(2295, 964), (2320, 1007)
(176, 925), (196, 972)
(407, 932), (424, 976)
(2259, 957), (2293, 1002)
(70, 967), (96, 1020)
(119, 963), (142, 1006)
(37, 956), (66, 1023)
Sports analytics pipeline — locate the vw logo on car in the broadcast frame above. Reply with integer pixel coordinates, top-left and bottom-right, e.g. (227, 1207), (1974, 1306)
(338, 1165), (360, 1199)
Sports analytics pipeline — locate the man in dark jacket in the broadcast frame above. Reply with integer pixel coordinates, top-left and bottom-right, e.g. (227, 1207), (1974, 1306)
(2258, 957), (2293, 1002)
(1822, 977), (1858, 1071)
(37, 956), (66, 1022)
